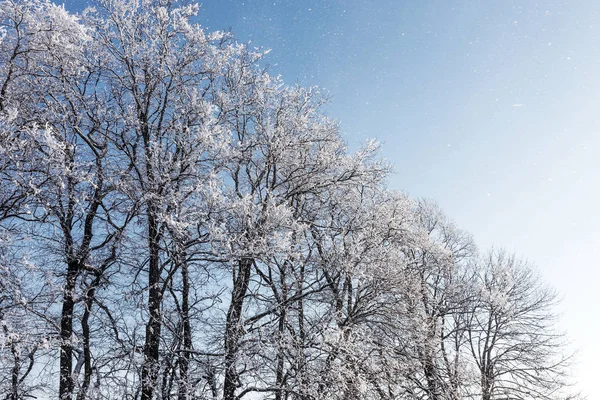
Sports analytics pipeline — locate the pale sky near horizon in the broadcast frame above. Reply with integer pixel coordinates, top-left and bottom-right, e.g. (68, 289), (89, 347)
(64, 0), (600, 397)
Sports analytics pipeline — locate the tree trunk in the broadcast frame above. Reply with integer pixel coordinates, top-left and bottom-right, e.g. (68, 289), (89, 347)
(76, 277), (100, 400)
(274, 265), (288, 400)
(294, 262), (309, 400)
(481, 371), (492, 400)
(2, 309), (21, 400)
(178, 262), (192, 400)
(59, 261), (80, 400)
(141, 210), (163, 400)
(10, 343), (20, 400)
(223, 258), (253, 400)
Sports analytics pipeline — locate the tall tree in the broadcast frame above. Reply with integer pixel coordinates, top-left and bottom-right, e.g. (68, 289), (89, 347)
(400, 200), (477, 400)
(0, 2), (580, 400)
(467, 250), (572, 400)
(82, 1), (237, 397)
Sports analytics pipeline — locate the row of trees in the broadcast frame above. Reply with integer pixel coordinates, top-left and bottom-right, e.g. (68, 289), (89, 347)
(0, 0), (575, 399)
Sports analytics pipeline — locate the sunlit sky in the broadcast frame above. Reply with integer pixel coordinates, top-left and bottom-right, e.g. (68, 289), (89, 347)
(65, 0), (600, 396)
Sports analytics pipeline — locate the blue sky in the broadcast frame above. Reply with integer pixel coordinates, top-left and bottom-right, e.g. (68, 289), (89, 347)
(64, 0), (600, 396)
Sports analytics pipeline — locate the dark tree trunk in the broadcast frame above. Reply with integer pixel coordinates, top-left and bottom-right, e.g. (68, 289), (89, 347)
(294, 262), (309, 400)
(2, 309), (21, 400)
(274, 263), (288, 400)
(481, 369), (492, 400)
(141, 210), (163, 400)
(76, 276), (100, 400)
(10, 349), (20, 400)
(59, 261), (80, 400)
(423, 358), (441, 400)
(178, 262), (192, 400)
(223, 258), (253, 400)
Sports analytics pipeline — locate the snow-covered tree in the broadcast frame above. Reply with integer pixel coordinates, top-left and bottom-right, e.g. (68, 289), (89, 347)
(466, 250), (573, 400)
(0, 1), (579, 400)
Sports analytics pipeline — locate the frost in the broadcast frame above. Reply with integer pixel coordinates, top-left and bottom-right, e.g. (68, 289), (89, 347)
(0, 1), (575, 399)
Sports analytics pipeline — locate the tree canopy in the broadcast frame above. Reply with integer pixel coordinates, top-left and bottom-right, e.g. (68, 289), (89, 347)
(0, 1), (577, 399)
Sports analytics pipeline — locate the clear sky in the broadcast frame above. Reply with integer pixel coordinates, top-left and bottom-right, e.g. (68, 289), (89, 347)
(64, 0), (600, 397)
